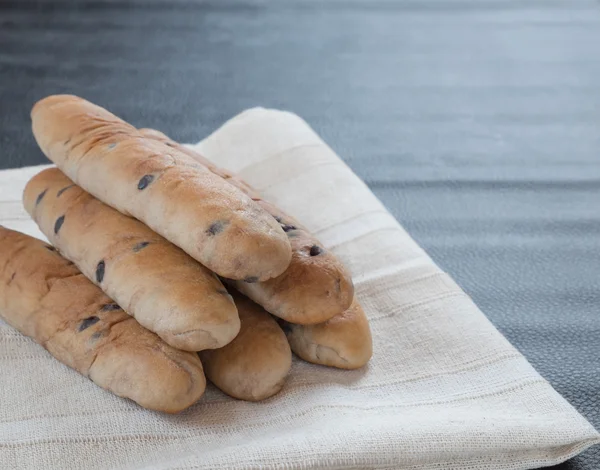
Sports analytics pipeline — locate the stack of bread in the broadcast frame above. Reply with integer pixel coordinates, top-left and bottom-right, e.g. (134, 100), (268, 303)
(0, 95), (372, 413)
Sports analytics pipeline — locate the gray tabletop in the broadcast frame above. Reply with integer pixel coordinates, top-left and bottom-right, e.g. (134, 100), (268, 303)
(1, 1), (599, 468)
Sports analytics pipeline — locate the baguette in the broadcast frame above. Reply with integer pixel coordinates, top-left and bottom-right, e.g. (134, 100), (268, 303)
(31, 95), (292, 281)
(23, 168), (239, 352)
(200, 292), (292, 401)
(282, 299), (372, 369)
(139, 128), (354, 325)
(0, 226), (206, 413)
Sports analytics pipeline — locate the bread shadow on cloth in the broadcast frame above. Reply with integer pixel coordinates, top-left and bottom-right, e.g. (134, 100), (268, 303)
(152, 360), (372, 426)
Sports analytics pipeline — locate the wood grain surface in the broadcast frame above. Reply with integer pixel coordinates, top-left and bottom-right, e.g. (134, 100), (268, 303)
(1, 1), (599, 468)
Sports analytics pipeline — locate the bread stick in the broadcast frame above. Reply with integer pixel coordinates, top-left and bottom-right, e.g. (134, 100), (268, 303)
(31, 95), (292, 281)
(200, 292), (292, 401)
(23, 168), (239, 352)
(282, 299), (372, 369)
(139, 128), (354, 325)
(0, 226), (206, 413)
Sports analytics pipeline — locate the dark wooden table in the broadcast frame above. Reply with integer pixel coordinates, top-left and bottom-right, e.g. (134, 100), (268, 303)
(1, 1), (599, 468)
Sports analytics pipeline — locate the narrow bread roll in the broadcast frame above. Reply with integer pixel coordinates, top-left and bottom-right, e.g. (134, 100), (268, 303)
(0, 226), (206, 413)
(200, 292), (292, 401)
(139, 128), (354, 325)
(282, 299), (372, 369)
(23, 168), (239, 352)
(31, 95), (292, 281)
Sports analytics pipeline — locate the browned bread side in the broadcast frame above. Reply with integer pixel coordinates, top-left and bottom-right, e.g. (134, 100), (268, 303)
(23, 168), (240, 352)
(0, 226), (206, 413)
(282, 299), (372, 369)
(31, 95), (292, 282)
(139, 128), (354, 325)
(200, 292), (292, 401)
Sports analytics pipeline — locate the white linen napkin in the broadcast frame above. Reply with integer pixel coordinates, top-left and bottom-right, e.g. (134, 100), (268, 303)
(0, 108), (597, 470)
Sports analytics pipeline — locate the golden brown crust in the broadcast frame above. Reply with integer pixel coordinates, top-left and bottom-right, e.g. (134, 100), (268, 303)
(23, 168), (240, 351)
(0, 226), (206, 413)
(139, 128), (354, 325)
(282, 299), (372, 370)
(200, 292), (292, 401)
(31, 95), (292, 281)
